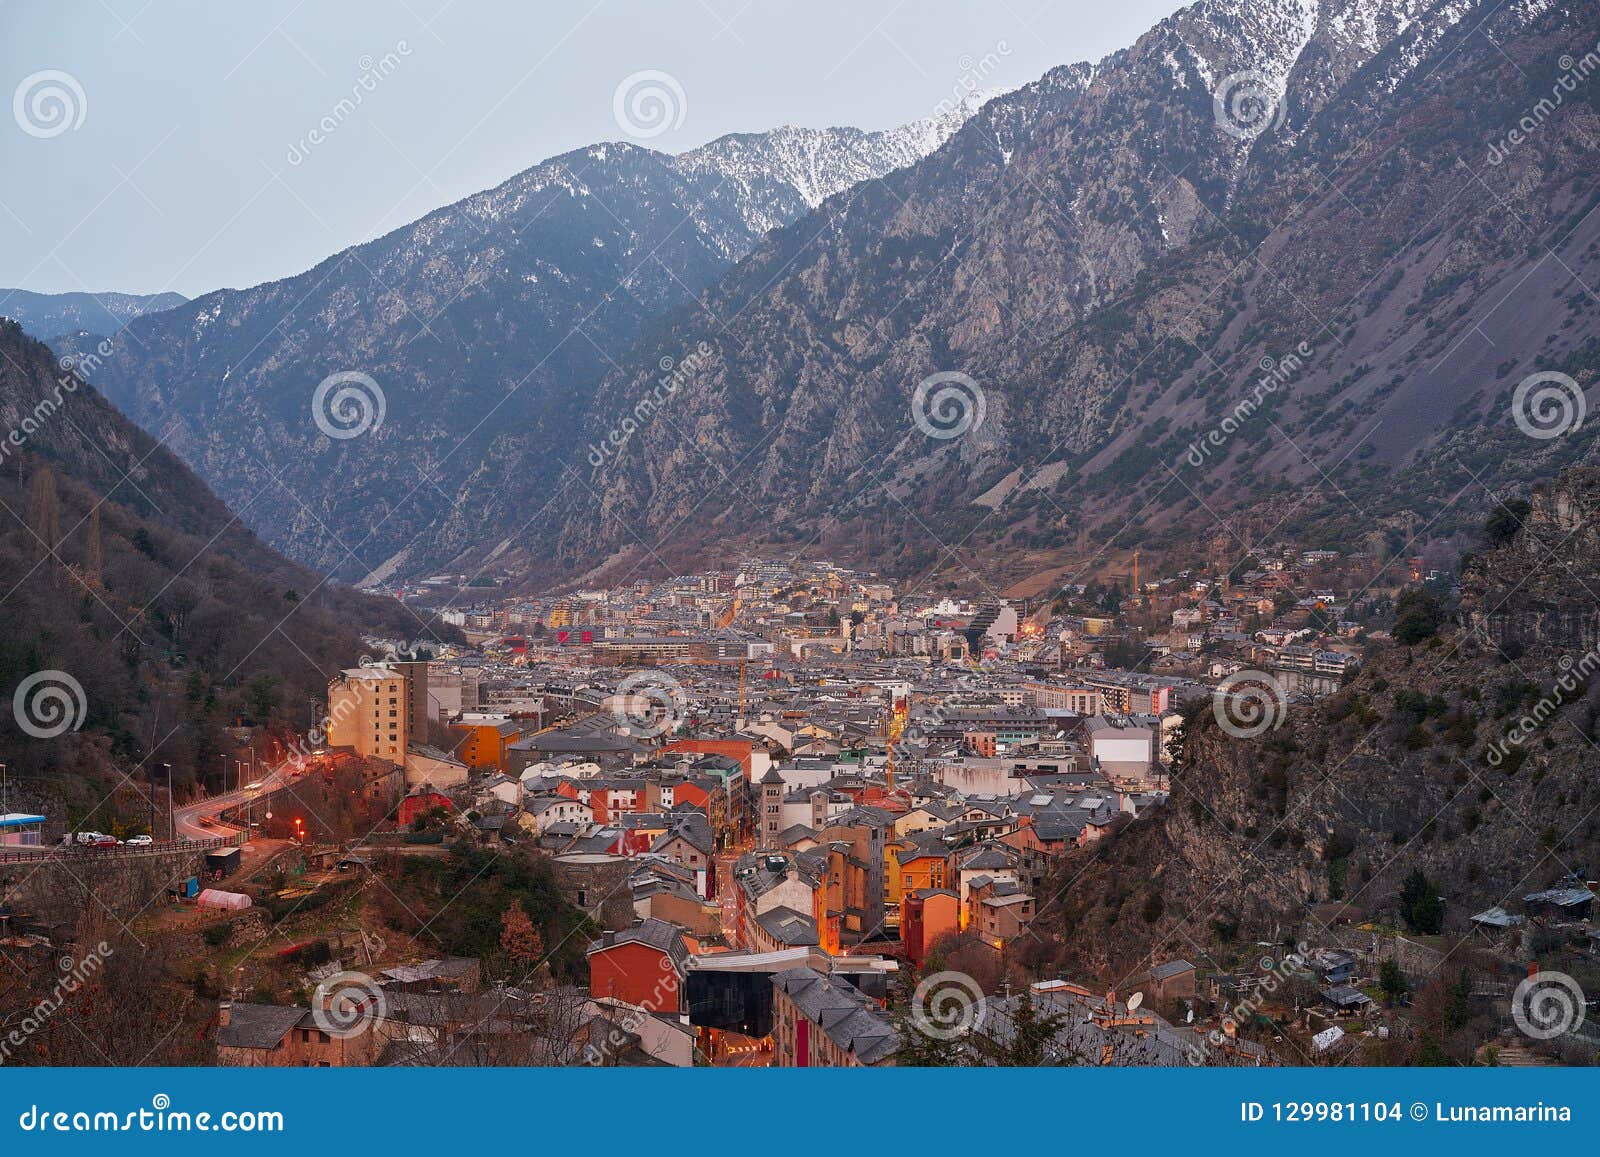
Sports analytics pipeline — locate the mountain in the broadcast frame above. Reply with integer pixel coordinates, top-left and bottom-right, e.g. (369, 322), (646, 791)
(80, 101), (995, 582)
(479, 0), (1597, 593)
(0, 288), (186, 343)
(0, 320), (445, 811)
(671, 94), (1000, 237)
(1030, 467), (1600, 1066)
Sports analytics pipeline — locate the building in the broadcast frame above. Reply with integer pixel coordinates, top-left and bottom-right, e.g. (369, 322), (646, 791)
(326, 667), (410, 765)
(586, 919), (692, 1012)
(901, 888), (960, 966)
(397, 786), (453, 827)
(387, 659), (432, 744)
(449, 715), (534, 772)
(0, 813), (46, 846)
(770, 966), (897, 1067)
(215, 1000), (380, 1067)
(968, 877), (1035, 947)
(1145, 959), (1197, 1004)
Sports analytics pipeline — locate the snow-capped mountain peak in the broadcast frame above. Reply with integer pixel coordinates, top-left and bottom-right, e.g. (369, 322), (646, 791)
(670, 89), (1003, 236)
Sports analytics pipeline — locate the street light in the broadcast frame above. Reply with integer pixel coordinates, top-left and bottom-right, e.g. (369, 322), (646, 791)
(161, 763), (174, 843)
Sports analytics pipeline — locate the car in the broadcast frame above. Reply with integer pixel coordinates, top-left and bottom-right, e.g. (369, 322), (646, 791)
(90, 835), (118, 849)
(243, 780), (263, 792)
(124, 835), (153, 848)
(74, 831), (106, 846)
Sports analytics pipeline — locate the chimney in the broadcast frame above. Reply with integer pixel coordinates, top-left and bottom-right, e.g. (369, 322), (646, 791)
(217, 1001), (232, 1028)
(1106, 989), (1117, 1008)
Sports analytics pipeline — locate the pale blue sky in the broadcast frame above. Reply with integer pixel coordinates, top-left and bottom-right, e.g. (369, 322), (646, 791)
(1, 0), (1186, 298)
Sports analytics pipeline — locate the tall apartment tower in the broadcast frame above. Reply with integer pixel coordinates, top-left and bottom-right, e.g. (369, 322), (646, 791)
(387, 660), (431, 743)
(326, 667), (410, 765)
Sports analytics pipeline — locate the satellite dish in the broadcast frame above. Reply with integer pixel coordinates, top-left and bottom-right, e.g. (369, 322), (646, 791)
(1127, 991), (1144, 1011)
(1186, 1008), (1195, 1023)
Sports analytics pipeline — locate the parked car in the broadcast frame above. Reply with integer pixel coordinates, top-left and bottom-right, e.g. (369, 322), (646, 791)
(124, 834), (153, 848)
(90, 835), (118, 849)
(74, 831), (106, 846)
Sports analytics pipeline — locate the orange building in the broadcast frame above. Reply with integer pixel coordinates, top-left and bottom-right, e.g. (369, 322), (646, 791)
(448, 718), (528, 771)
(901, 889), (960, 966)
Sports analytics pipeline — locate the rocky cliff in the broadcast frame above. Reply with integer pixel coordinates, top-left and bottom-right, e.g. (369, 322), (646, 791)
(1034, 467), (1600, 984)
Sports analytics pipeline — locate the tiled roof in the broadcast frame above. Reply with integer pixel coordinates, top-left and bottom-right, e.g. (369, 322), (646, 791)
(771, 967), (897, 1064)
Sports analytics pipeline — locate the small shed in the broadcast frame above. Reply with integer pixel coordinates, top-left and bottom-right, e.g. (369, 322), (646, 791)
(1321, 985), (1372, 1015)
(205, 846), (242, 878)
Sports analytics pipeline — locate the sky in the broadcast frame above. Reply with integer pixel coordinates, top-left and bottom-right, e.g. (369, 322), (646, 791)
(1, 0), (1187, 299)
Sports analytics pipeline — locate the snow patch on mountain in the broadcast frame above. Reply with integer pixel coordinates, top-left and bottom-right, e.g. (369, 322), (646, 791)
(670, 89), (1003, 236)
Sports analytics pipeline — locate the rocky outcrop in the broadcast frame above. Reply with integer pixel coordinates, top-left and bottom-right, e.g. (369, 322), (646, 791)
(1035, 463), (1600, 982)
(1462, 467), (1600, 653)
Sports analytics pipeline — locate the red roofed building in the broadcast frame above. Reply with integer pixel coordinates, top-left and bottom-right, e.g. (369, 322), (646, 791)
(397, 786), (454, 827)
(586, 919), (691, 1012)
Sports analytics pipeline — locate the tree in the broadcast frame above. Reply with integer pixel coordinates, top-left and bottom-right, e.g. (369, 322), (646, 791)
(891, 957), (969, 1067)
(246, 674), (278, 721)
(979, 988), (1070, 1066)
(25, 467), (60, 575)
(1481, 500), (1529, 547)
(84, 504), (102, 587)
(1393, 589), (1443, 645)
(500, 900), (545, 978)
(1378, 958), (1409, 1005)
(1399, 868), (1444, 934)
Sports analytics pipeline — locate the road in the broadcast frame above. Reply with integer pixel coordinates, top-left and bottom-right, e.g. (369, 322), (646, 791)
(172, 763), (289, 840)
(714, 852), (742, 949)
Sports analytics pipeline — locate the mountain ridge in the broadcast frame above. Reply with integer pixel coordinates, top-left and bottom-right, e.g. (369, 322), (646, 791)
(78, 101), (998, 582)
